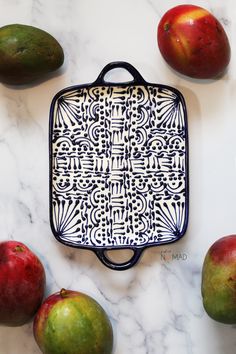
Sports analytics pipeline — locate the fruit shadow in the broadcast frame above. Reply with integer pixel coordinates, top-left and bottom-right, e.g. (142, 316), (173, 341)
(206, 319), (236, 354)
(166, 63), (230, 85)
(0, 65), (67, 90)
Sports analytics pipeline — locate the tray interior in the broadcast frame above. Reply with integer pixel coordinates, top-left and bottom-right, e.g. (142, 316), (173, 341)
(50, 84), (188, 248)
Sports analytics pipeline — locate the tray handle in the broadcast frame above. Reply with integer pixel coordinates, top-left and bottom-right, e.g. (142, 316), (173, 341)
(94, 61), (146, 85)
(95, 248), (143, 271)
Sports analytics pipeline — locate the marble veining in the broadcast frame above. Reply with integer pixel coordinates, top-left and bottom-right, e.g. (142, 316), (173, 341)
(0, 0), (236, 353)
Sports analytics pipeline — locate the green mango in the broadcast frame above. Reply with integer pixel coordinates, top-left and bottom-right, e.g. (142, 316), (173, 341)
(0, 24), (64, 85)
(201, 235), (236, 324)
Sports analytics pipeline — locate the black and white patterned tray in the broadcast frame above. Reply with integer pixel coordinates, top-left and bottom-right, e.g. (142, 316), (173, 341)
(49, 62), (189, 270)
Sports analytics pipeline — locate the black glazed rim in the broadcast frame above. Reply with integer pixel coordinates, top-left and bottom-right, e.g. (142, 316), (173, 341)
(48, 61), (189, 269)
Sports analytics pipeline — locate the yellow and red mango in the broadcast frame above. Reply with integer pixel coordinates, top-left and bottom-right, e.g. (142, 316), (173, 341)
(201, 235), (236, 324)
(33, 289), (113, 354)
(0, 240), (45, 326)
(157, 5), (230, 79)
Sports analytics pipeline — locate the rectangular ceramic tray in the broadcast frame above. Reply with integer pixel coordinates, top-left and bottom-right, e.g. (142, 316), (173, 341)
(49, 62), (189, 270)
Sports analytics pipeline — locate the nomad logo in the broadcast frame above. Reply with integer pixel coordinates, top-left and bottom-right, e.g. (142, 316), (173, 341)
(160, 249), (188, 262)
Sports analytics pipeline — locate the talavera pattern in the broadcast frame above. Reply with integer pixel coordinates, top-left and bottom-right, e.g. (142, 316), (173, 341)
(50, 84), (188, 248)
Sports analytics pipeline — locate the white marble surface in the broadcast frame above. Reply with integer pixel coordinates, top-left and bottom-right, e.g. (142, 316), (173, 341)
(0, 0), (236, 353)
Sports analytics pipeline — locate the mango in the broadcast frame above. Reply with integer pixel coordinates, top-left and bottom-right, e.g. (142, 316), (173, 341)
(157, 5), (231, 79)
(33, 289), (113, 354)
(0, 24), (64, 84)
(201, 235), (236, 324)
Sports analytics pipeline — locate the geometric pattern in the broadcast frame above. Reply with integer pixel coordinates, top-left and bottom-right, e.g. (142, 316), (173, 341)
(50, 84), (188, 248)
